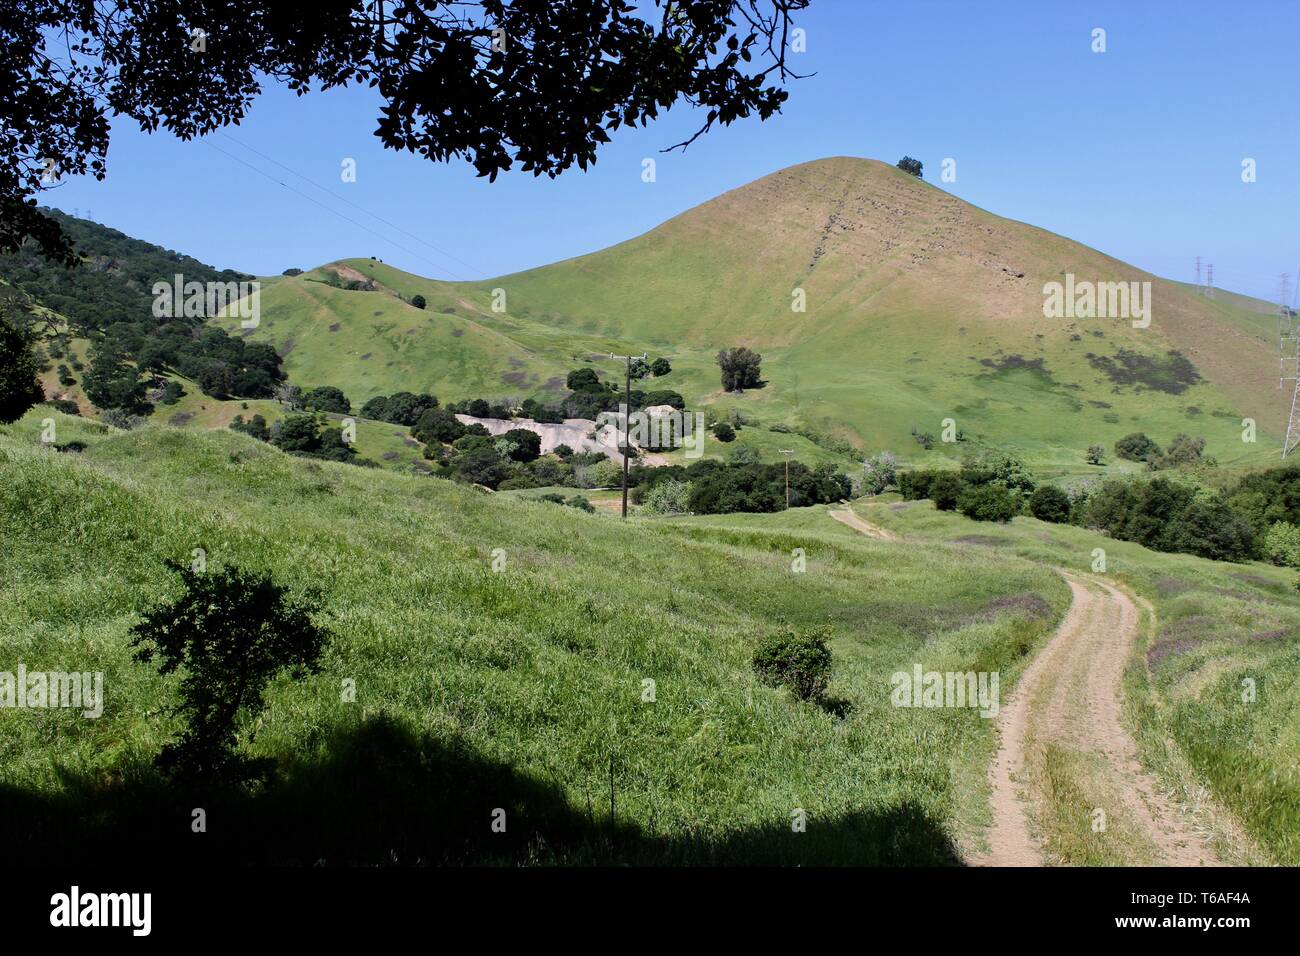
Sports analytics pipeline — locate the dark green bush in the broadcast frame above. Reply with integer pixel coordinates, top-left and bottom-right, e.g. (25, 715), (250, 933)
(753, 626), (833, 703)
(928, 473), (966, 511)
(1028, 484), (1070, 523)
(957, 483), (1021, 522)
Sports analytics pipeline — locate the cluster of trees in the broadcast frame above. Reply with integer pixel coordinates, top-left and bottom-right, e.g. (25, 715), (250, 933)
(632, 458), (851, 515)
(416, 414), (615, 490)
(1110, 431), (1212, 471)
(230, 413), (371, 466)
(0, 211), (283, 409)
(899, 449), (1281, 563)
(359, 391), (440, 426)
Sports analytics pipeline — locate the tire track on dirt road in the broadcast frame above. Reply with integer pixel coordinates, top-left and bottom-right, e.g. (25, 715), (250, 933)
(828, 506), (1222, 866)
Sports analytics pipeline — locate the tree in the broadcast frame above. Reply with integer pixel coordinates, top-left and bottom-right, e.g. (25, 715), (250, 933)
(628, 358), (650, 380)
(1114, 432), (1162, 463)
(5, 1), (810, 262)
(129, 561), (329, 782)
(0, 309), (44, 423)
(413, 407), (466, 445)
(410, 294), (427, 310)
(301, 385), (350, 414)
(566, 368), (602, 392)
(862, 451), (899, 495)
(928, 473), (965, 511)
(896, 156), (923, 178)
(650, 357), (672, 377)
(717, 347), (763, 392)
(713, 421), (736, 442)
(1086, 444), (1106, 466)
(83, 340), (149, 413)
(1028, 485), (1071, 523)
(502, 428), (542, 462)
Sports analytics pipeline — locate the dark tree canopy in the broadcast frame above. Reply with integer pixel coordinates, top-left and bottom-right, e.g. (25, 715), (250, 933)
(896, 156), (923, 178)
(717, 346), (763, 391)
(0, 308), (45, 423)
(4, 1), (811, 262)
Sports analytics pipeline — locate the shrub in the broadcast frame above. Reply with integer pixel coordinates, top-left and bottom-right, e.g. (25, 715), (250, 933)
(861, 451), (899, 495)
(230, 413), (270, 442)
(961, 451), (1035, 492)
(642, 479), (692, 515)
(101, 407), (147, 430)
(713, 422), (736, 442)
(1162, 500), (1254, 562)
(129, 561), (329, 782)
(752, 626), (834, 703)
(725, 444), (760, 466)
(1263, 522), (1300, 568)
(1114, 432), (1161, 463)
(410, 294), (426, 309)
(1028, 485), (1071, 523)
(650, 357), (672, 376)
(1086, 444), (1105, 465)
(957, 483), (1021, 522)
(898, 469), (939, 501)
(928, 473), (965, 511)
(502, 428), (542, 462)
(565, 495), (595, 513)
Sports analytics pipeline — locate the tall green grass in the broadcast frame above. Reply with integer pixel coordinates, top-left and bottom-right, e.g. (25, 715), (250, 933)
(0, 412), (1066, 864)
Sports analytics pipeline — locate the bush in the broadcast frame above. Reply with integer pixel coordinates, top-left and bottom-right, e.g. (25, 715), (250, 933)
(861, 451), (899, 495)
(725, 443), (760, 466)
(1028, 485), (1071, 523)
(928, 473), (965, 511)
(650, 357), (672, 377)
(641, 479), (692, 515)
(957, 483), (1021, 522)
(1163, 499), (1254, 562)
(565, 495), (595, 513)
(129, 561), (329, 782)
(713, 422), (736, 442)
(1271, 522), (1300, 568)
(1114, 432), (1161, 463)
(502, 428), (542, 462)
(752, 626), (833, 703)
(898, 469), (939, 501)
(1086, 444), (1105, 465)
(410, 294), (426, 309)
(101, 407), (147, 430)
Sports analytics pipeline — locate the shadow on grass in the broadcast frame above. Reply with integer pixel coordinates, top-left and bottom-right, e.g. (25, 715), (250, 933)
(0, 714), (961, 866)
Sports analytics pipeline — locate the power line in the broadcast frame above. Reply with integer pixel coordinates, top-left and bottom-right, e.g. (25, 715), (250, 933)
(197, 138), (477, 281)
(214, 129), (489, 280)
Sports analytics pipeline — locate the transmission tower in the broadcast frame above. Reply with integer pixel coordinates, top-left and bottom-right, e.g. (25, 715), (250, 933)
(1205, 263), (1214, 299)
(1195, 255), (1202, 291)
(1280, 286), (1300, 458)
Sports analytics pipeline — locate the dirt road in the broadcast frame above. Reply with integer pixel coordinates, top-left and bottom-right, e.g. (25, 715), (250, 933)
(829, 506), (1222, 867)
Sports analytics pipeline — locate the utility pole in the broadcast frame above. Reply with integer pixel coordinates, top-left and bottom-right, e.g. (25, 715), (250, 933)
(779, 449), (794, 509)
(607, 352), (646, 519)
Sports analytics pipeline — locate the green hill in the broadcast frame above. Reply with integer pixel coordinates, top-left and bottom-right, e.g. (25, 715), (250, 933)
(224, 158), (1287, 475)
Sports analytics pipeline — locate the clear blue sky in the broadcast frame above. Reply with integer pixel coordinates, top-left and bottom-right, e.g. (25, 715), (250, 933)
(44, 0), (1299, 301)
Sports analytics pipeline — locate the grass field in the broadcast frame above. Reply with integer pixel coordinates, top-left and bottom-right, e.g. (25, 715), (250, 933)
(842, 495), (1300, 865)
(1, 411), (1070, 865)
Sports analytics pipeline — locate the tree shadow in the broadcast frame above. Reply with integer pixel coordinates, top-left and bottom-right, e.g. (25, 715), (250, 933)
(0, 714), (961, 866)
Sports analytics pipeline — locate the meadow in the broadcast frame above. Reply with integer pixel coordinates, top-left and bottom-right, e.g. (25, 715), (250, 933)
(0, 410), (1068, 865)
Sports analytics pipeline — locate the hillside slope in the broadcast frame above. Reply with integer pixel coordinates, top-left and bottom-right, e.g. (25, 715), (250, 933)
(227, 158), (1285, 472)
(0, 411), (1066, 864)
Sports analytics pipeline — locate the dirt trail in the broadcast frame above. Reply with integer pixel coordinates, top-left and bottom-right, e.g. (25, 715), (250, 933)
(829, 507), (1222, 867)
(828, 507), (899, 541)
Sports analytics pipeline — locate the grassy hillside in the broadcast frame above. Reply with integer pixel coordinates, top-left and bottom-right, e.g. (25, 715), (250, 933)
(219, 159), (1286, 476)
(845, 495), (1300, 865)
(0, 411), (1068, 865)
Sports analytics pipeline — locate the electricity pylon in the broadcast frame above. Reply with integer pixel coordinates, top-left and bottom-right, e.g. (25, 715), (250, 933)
(1280, 297), (1300, 458)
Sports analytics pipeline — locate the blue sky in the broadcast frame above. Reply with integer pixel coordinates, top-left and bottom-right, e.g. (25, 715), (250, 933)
(44, 0), (1299, 301)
